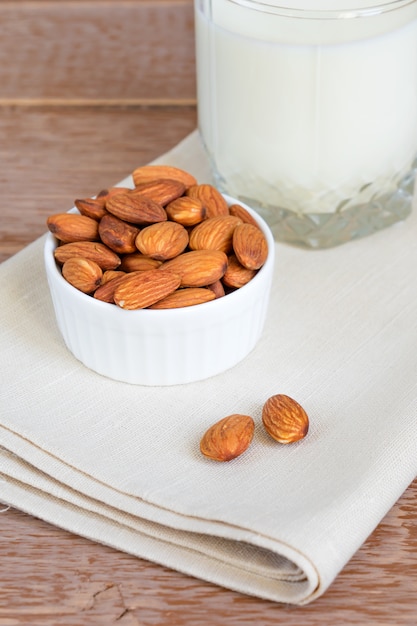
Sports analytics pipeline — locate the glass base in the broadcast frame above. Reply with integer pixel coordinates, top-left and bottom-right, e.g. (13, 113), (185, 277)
(214, 162), (417, 250)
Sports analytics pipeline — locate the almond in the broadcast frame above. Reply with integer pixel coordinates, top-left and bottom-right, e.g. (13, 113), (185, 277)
(200, 414), (255, 462)
(161, 250), (228, 287)
(262, 395), (309, 444)
(94, 271), (136, 303)
(62, 257), (103, 293)
(222, 254), (257, 289)
(132, 165), (197, 189)
(54, 241), (121, 270)
(186, 184), (230, 218)
(97, 186), (131, 201)
(74, 197), (108, 221)
(166, 196), (206, 226)
(106, 192), (167, 224)
(113, 269), (181, 310)
(47, 213), (99, 243)
(207, 280), (225, 299)
(131, 179), (185, 206)
(119, 253), (162, 273)
(135, 221), (189, 261)
(101, 270), (126, 285)
(189, 215), (242, 253)
(98, 214), (140, 254)
(229, 203), (261, 229)
(233, 223), (268, 270)
(149, 287), (215, 309)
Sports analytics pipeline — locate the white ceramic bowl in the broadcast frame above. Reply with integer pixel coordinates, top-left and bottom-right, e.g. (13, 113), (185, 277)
(44, 195), (275, 385)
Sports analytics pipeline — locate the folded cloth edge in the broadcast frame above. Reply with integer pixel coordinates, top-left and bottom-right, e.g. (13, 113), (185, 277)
(0, 421), (320, 604)
(1, 130), (416, 606)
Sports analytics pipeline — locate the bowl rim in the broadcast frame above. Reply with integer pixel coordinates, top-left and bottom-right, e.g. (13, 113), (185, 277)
(44, 194), (275, 319)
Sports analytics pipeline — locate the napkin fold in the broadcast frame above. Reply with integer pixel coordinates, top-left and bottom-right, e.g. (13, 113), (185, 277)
(1, 131), (417, 605)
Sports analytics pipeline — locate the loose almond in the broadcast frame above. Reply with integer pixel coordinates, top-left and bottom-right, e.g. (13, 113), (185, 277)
(161, 250), (228, 287)
(47, 213), (99, 243)
(113, 269), (181, 310)
(135, 221), (189, 261)
(233, 223), (268, 270)
(186, 184), (230, 218)
(149, 287), (215, 309)
(200, 414), (255, 462)
(189, 215), (242, 253)
(132, 165), (197, 189)
(262, 394), (309, 444)
(54, 241), (121, 270)
(62, 257), (103, 294)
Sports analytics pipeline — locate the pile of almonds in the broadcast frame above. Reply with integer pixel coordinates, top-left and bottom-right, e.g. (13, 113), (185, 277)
(200, 394), (309, 462)
(47, 165), (268, 310)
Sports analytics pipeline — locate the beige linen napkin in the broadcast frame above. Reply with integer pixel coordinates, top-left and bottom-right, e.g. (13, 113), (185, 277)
(1, 131), (417, 605)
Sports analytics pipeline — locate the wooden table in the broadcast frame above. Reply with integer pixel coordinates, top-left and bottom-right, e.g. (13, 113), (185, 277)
(1, 103), (416, 625)
(1, 4), (417, 620)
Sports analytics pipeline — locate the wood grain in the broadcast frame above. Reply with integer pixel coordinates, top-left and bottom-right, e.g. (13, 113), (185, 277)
(0, 0), (196, 104)
(0, 105), (197, 262)
(0, 481), (416, 625)
(0, 103), (416, 623)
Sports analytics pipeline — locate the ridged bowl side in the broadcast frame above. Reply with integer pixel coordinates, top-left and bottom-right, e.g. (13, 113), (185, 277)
(44, 197), (275, 386)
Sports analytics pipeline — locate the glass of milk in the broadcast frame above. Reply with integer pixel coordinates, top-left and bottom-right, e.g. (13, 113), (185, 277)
(194, 0), (417, 248)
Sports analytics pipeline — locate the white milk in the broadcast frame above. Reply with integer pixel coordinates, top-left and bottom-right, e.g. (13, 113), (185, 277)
(194, 0), (417, 245)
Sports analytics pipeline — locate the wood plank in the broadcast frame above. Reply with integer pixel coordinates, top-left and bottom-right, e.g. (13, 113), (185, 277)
(0, 0), (196, 103)
(0, 481), (416, 624)
(0, 105), (197, 262)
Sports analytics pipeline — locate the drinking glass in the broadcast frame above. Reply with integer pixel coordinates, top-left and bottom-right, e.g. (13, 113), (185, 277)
(194, 0), (417, 248)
